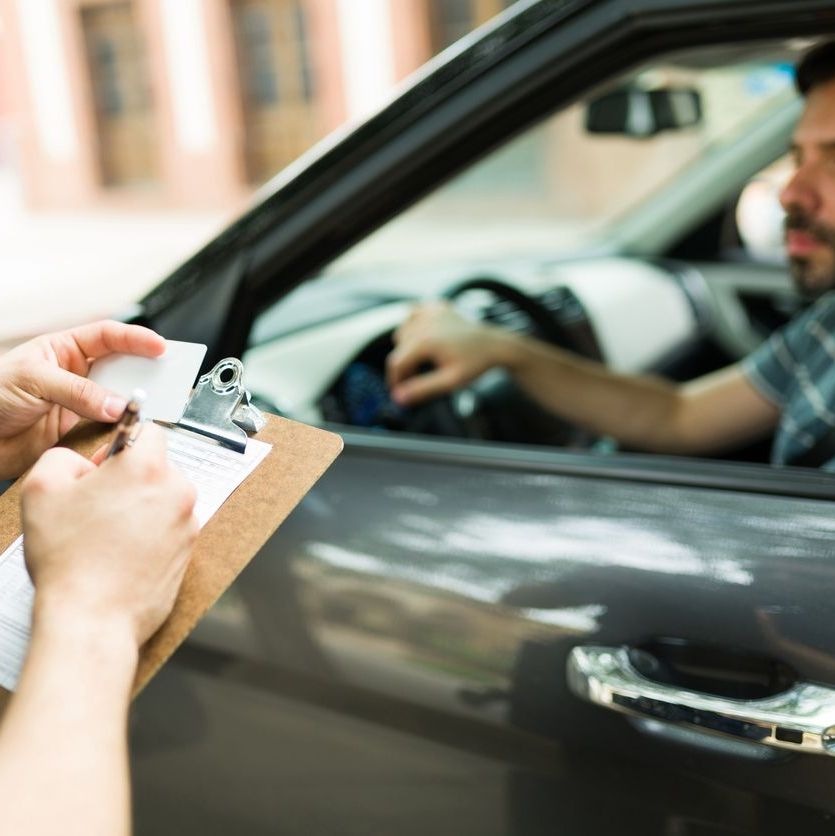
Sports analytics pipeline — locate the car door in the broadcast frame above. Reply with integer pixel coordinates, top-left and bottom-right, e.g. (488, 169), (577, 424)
(130, 1), (835, 834)
(130, 443), (835, 835)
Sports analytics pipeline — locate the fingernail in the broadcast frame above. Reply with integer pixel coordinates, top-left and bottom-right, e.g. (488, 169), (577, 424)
(104, 395), (127, 419)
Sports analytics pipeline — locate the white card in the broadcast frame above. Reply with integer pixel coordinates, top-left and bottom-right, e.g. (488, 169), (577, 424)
(89, 340), (207, 423)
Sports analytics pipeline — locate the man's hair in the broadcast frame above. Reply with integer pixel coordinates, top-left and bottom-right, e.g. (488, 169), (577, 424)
(796, 41), (835, 96)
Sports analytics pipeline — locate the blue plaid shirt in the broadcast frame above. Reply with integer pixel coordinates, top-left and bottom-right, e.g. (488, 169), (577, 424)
(742, 291), (835, 470)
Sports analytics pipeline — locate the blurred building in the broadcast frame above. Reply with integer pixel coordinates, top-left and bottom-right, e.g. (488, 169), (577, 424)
(0, 0), (516, 211)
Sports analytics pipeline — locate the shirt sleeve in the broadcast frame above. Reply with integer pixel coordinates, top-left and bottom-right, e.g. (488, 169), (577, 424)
(741, 301), (821, 407)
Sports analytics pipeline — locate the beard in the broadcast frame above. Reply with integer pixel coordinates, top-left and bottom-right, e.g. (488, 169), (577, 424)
(785, 207), (835, 299)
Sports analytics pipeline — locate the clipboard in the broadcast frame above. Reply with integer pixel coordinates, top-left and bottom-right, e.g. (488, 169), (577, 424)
(0, 357), (343, 700)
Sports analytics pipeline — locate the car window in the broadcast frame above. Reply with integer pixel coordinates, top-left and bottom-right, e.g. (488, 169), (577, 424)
(244, 47), (803, 469)
(321, 60), (796, 273)
(736, 153), (793, 264)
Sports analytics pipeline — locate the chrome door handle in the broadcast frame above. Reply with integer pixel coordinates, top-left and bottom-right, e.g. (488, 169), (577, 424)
(567, 645), (835, 756)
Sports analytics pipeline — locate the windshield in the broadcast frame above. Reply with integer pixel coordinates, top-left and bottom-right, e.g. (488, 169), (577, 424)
(323, 58), (797, 274)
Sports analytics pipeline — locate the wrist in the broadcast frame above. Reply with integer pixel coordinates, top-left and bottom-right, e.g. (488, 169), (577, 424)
(32, 594), (139, 677)
(488, 328), (528, 371)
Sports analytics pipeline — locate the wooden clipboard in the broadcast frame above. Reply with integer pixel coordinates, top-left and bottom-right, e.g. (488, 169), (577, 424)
(0, 412), (343, 701)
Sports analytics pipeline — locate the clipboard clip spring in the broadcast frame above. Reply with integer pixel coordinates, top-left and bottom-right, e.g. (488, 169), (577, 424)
(175, 358), (265, 453)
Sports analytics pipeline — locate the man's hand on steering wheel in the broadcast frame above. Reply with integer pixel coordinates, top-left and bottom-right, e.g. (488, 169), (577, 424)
(387, 301), (516, 406)
(385, 281), (602, 446)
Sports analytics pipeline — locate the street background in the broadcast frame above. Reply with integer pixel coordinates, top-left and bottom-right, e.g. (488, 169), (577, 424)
(0, 0), (790, 352)
(0, 0), (516, 348)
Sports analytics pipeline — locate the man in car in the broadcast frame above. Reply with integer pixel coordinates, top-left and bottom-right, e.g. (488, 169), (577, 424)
(0, 320), (198, 835)
(387, 40), (835, 469)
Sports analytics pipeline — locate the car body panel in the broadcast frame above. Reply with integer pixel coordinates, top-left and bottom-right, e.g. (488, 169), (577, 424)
(132, 438), (835, 833)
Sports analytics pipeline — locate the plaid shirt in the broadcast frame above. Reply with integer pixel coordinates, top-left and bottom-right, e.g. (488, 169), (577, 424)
(742, 291), (835, 470)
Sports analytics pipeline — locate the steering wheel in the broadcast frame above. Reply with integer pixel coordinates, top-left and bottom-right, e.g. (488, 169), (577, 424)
(394, 275), (602, 446)
(443, 276), (579, 347)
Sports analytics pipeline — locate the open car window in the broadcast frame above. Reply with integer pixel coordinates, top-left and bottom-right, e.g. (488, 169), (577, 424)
(322, 60), (796, 273)
(244, 44), (805, 469)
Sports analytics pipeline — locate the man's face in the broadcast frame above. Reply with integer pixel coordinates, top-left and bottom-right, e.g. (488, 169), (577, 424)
(780, 78), (835, 297)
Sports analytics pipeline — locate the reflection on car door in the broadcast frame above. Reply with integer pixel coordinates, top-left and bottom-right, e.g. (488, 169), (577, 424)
(132, 436), (835, 835)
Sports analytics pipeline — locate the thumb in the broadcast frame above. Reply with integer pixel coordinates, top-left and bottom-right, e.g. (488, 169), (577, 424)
(391, 366), (463, 406)
(35, 367), (127, 423)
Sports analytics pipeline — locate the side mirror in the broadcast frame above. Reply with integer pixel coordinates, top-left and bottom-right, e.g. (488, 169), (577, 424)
(585, 86), (702, 138)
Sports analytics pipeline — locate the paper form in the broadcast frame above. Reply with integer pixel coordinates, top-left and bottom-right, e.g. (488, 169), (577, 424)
(0, 427), (272, 691)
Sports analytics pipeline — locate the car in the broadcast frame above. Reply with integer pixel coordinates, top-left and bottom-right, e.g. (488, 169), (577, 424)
(126, 1), (835, 833)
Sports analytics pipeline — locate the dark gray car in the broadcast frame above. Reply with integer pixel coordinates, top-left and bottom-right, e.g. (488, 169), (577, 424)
(129, 1), (835, 833)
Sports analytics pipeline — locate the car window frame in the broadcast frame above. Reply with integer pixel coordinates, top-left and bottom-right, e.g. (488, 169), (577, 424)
(334, 424), (835, 501)
(141, 0), (835, 501)
(142, 0), (835, 337)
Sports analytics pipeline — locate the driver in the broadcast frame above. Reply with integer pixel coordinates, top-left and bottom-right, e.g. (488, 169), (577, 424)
(387, 41), (835, 469)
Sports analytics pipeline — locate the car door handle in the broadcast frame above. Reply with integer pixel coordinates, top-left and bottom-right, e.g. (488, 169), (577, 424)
(567, 645), (835, 756)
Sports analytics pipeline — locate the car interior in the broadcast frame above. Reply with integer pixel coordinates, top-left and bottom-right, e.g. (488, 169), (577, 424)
(240, 40), (813, 466)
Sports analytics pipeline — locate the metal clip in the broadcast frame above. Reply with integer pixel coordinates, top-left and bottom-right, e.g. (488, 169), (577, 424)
(176, 358), (265, 453)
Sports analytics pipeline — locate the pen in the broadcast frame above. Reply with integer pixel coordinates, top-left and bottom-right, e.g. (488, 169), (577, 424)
(105, 389), (146, 458)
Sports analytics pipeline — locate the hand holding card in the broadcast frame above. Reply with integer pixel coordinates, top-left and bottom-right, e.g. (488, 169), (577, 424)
(88, 340), (207, 423)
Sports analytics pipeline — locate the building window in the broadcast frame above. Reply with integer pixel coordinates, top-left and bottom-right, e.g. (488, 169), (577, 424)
(231, 0), (321, 182)
(294, 2), (315, 103)
(80, 2), (157, 186)
(90, 38), (124, 115)
(429, 0), (518, 54)
(237, 6), (280, 105)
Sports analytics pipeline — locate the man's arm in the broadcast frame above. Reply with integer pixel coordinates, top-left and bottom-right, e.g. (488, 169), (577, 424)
(387, 302), (779, 455)
(0, 427), (198, 836)
(496, 336), (778, 454)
